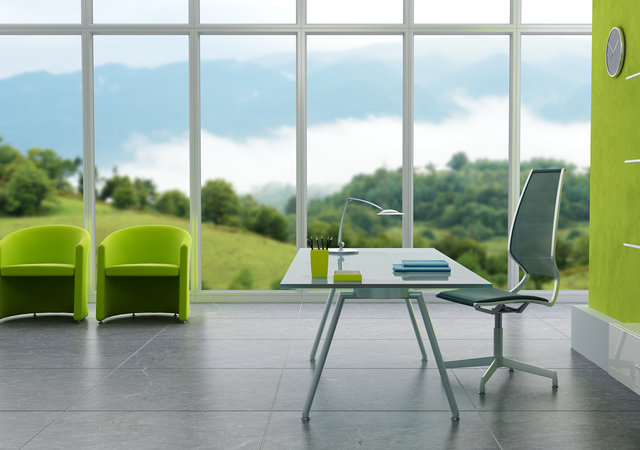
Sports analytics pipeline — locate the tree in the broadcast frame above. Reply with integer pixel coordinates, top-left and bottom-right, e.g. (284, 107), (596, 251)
(156, 190), (190, 218)
(133, 178), (156, 210)
(447, 152), (469, 171)
(112, 177), (137, 209)
(246, 204), (289, 242)
(201, 178), (240, 225)
(27, 148), (81, 191)
(4, 159), (55, 216)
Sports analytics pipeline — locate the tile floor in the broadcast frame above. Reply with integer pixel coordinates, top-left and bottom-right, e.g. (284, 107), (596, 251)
(1, 302), (640, 449)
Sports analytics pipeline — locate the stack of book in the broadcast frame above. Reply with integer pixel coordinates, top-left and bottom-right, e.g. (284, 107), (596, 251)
(392, 260), (451, 273)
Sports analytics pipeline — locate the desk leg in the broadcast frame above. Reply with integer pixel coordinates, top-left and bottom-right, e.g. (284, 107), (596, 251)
(412, 291), (460, 421)
(310, 288), (336, 361)
(405, 298), (428, 362)
(302, 291), (351, 421)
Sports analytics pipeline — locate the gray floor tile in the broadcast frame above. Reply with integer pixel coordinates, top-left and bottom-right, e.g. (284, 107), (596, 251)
(540, 318), (572, 338)
(529, 303), (576, 319)
(0, 412), (60, 450)
(191, 302), (301, 319)
(121, 339), (292, 369)
(0, 339), (148, 369)
(71, 368), (283, 411)
(480, 410), (640, 450)
(430, 318), (569, 340)
(157, 318), (298, 340)
(286, 339), (430, 369)
(21, 411), (269, 450)
(0, 369), (111, 410)
(263, 411), (500, 450)
(273, 368), (475, 412)
(293, 318), (426, 341)
(452, 367), (640, 411)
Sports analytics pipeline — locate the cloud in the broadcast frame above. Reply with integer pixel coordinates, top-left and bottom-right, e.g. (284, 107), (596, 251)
(115, 95), (591, 196)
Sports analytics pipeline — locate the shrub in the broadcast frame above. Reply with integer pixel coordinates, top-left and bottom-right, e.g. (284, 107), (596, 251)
(4, 160), (55, 216)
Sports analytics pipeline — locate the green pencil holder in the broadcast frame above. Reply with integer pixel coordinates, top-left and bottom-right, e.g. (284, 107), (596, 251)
(310, 249), (329, 278)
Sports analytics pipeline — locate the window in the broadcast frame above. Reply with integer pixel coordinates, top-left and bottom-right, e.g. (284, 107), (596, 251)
(0, 36), (83, 238)
(0, 1), (591, 297)
(200, 35), (296, 290)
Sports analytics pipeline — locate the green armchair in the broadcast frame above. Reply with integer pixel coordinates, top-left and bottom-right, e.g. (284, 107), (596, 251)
(96, 225), (192, 322)
(0, 225), (90, 322)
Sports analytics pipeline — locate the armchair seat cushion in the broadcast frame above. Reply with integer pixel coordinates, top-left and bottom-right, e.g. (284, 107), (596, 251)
(436, 287), (550, 307)
(105, 263), (179, 277)
(1, 263), (75, 277)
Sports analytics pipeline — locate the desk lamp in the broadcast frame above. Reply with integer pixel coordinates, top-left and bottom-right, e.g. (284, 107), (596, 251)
(329, 197), (403, 254)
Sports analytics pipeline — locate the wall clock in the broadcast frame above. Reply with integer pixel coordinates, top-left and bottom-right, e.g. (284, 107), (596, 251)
(606, 27), (625, 77)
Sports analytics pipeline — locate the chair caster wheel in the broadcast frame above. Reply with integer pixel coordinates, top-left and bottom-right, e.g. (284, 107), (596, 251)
(99, 321), (103, 324)
(132, 313), (135, 317)
(33, 313), (37, 317)
(508, 368), (515, 372)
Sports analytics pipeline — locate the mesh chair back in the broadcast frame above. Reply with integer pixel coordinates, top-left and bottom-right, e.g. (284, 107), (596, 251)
(509, 169), (565, 278)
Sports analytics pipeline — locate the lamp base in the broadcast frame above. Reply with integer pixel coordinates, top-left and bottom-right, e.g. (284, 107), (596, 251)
(328, 248), (359, 254)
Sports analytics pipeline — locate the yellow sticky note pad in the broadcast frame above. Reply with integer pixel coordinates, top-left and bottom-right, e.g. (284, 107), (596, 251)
(333, 270), (362, 281)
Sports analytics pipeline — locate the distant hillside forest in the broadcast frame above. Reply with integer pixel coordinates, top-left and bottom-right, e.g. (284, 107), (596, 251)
(1, 136), (589, 289)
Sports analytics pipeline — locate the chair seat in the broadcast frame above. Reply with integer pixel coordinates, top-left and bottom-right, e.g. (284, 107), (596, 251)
(1, 263), (75, 277)
(106, 263), (179, 277)
(436, 287), (550, 307)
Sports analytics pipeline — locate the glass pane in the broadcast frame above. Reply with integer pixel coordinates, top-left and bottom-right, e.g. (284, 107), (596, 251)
(414, 36), (510, 287)
(201, 0), (295, 24)
(308, 36), (403, 251)
(94, 36), (189, 251)
(415, 0), (509, 24)
(0, 36), (83, 238)
(0, 0), (79, 23)
(93, 0), (188, 24)
(522, 0), (592, 24)
(307, 0), (403, 24)
(521, 35), (591, 290)
(201, 36), (296, 290)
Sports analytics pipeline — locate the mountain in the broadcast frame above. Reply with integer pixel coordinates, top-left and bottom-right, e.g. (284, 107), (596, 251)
(0, 50), (591, 171)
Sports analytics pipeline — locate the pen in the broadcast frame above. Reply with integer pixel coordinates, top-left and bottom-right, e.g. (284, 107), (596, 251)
(316, 236), (319, 250)
(307, 237), (313, 250)
(327, 236), (333, 248)
(321, 236), (324, 250)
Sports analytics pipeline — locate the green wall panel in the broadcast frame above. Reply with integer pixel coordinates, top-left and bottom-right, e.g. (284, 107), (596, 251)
(591, 0), (640, 322)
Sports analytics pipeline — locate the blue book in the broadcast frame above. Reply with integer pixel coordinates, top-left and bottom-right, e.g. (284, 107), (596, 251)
(401, 260), (449, 268)
(393, 264), (451, 273)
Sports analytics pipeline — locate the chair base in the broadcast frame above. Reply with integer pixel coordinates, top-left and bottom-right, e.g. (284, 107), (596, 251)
(445, 355), (558, 393)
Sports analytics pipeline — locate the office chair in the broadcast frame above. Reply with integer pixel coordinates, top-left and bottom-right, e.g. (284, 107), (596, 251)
(436, 168), (566, 393)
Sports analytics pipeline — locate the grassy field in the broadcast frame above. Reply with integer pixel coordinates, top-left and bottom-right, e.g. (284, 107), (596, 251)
(0, 195), (588, 290)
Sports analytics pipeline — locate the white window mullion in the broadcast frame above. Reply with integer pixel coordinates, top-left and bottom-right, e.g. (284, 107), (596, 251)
(81, 0), (97, 298)
(402, 25), (414, 248)
(189, 0), (202, 297)
(507, 0), (522, 289)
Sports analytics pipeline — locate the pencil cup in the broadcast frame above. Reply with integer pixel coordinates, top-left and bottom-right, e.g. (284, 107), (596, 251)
(310, 250), (329, 278)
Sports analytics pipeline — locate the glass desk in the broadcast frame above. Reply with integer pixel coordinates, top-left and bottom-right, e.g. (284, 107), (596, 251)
(281, 248), (492, 421)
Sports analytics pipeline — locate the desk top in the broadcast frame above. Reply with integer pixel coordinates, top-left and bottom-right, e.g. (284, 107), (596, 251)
(280, 248), (491, 290)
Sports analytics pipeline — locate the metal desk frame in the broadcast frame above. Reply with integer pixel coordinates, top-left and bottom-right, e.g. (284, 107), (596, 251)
(280, 248), (491, 421)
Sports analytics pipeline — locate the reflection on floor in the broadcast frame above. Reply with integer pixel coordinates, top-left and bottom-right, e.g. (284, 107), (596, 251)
(1, 302), (640, 449)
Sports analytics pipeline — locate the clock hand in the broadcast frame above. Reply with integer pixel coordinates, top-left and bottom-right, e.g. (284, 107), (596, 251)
(609, 42), (615, 53)
(609, 40), (619, 60)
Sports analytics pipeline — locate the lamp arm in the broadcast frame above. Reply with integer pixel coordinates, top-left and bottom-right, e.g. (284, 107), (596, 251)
(337, 198), (385, 249)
